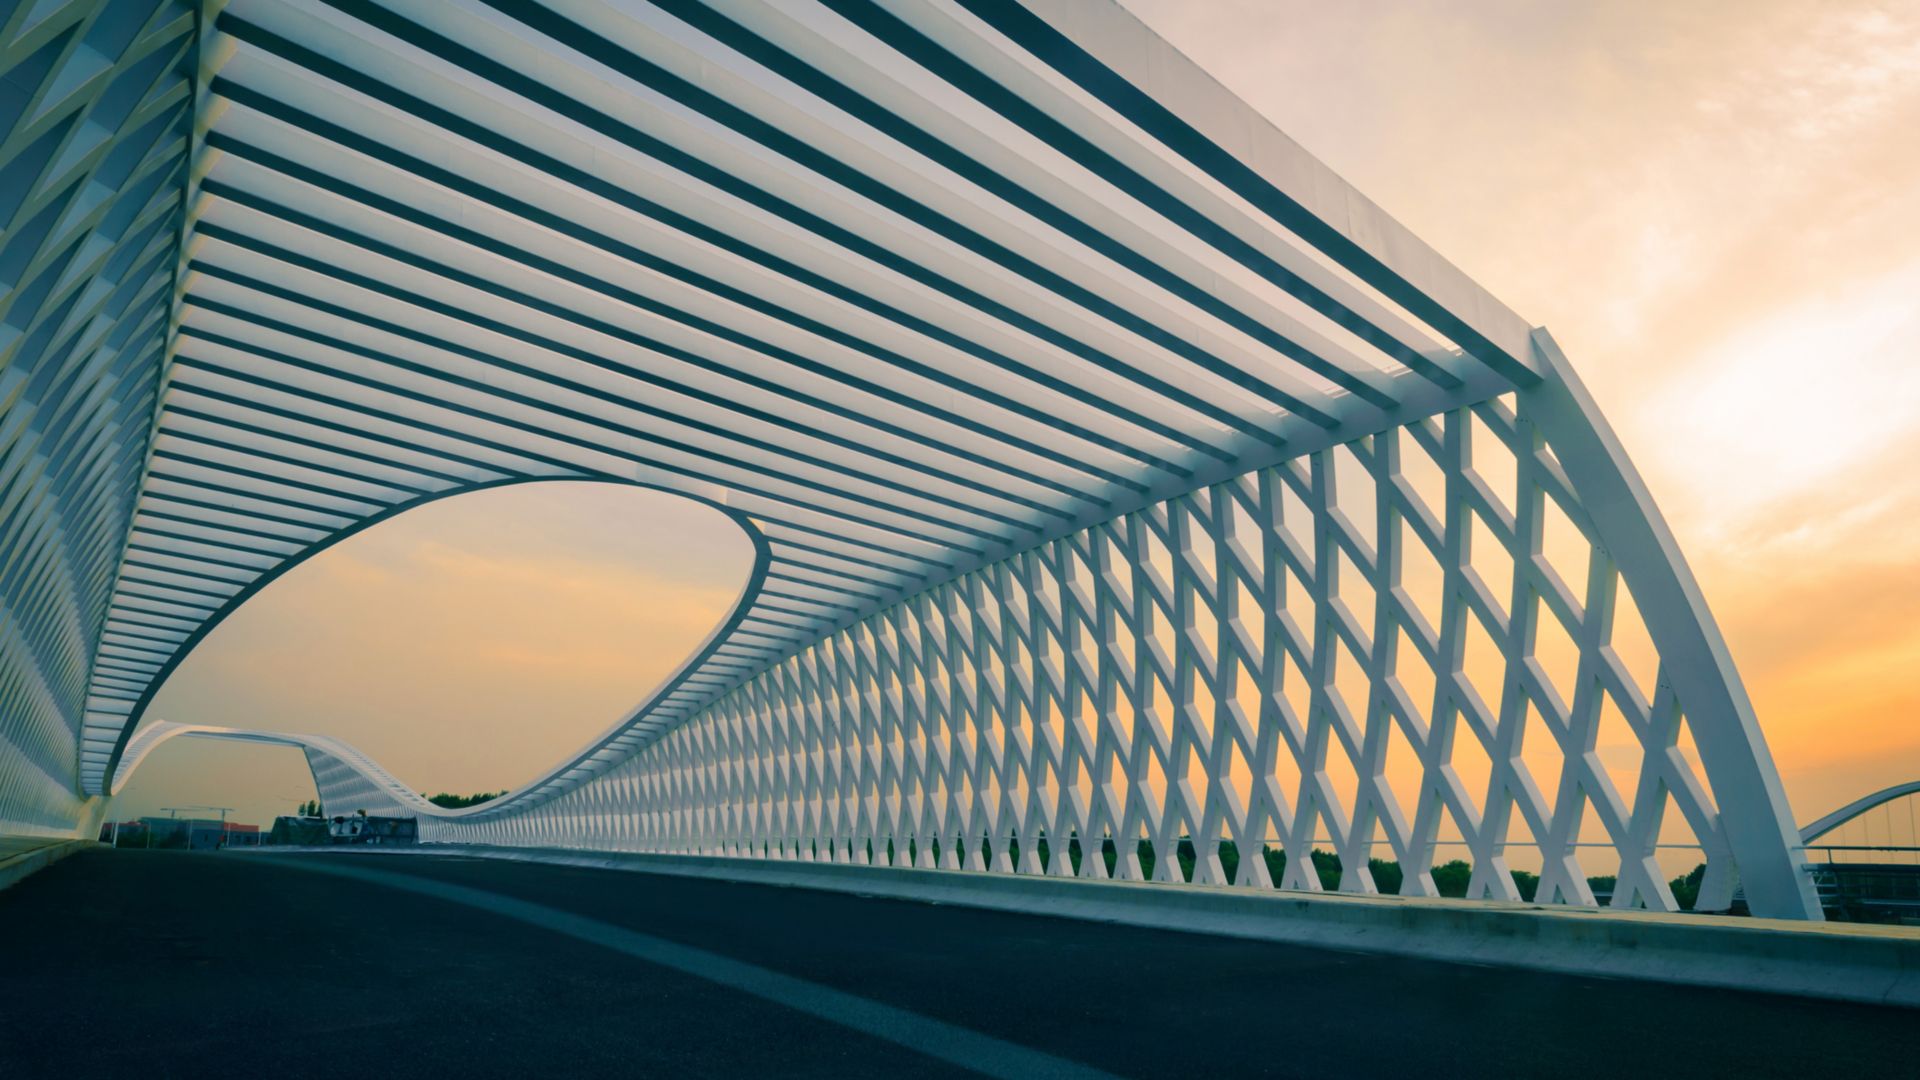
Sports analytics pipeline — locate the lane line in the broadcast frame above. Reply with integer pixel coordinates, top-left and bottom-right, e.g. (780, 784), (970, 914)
(271, 855), (1117, 1080)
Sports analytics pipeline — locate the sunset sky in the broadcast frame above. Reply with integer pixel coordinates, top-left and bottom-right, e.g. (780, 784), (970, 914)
(116, 0), (1920, 836)
(114, 484), (753, 826)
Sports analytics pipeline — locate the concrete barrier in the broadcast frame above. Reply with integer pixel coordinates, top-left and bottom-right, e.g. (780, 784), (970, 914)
(0, 837), (95, 894)
(253, 843), (1920, 1008)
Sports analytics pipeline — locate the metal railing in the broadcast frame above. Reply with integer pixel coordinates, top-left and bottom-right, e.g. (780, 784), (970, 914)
(1802, 845), (1920, 925)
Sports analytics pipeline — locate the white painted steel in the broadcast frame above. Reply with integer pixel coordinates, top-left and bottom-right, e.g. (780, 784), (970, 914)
(111, 720), (433, 818)
(2, 0), (1822, 917)
(0, 0), (192, 840)
(1800, 782), (1920, 846)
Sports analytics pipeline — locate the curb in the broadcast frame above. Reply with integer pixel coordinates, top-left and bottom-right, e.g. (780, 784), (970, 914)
(0, 838), (96, 894)
(251, 843), (1920, 1008)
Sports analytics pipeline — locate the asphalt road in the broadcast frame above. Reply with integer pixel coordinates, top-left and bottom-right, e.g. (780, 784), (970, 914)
(2, 849), (1915, 1078)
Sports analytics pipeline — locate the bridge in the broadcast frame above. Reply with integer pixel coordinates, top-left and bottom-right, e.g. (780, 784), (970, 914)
(2, 0), (1916, 1071)
(1798, 782), (1920, 924)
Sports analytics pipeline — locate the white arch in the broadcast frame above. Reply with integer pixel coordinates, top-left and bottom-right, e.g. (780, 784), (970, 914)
(1799, 782), (1920, 846)
(112, 721), (438, 820)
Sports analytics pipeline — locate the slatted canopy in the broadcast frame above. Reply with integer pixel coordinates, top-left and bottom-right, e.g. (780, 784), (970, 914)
(74, 0), (1541, 808)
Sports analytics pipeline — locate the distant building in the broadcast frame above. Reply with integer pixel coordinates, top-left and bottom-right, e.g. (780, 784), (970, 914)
(120, 817), (261, 849)
(191, 822), (260, 850)
(99, 821), (145, 845)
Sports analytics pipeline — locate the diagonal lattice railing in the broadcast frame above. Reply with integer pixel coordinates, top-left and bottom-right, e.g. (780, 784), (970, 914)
(427, 353), (1804, 916)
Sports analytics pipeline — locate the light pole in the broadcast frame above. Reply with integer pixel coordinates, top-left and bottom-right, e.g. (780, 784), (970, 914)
(158, 807), (191, 850)
(184, 806), (235, 849)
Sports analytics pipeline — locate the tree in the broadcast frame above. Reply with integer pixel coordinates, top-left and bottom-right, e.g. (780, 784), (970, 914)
(1669, 863), (1707, 911)
(423, 790), (507, 809)
(1431, 860), (1473, 897)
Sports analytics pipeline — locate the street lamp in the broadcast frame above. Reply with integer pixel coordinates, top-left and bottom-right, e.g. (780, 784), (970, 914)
(183, 806), (235, 849)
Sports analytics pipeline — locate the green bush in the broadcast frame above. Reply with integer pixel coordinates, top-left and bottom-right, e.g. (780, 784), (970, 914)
(1669, 863), (1706, 911)
(423, 790), (506, 809)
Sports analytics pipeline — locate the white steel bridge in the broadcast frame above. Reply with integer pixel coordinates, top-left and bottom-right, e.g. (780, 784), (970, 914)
(0, 0), (1823, 918)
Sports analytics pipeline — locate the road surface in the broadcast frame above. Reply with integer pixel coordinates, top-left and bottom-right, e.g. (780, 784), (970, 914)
(1, 848), (1914, 1077)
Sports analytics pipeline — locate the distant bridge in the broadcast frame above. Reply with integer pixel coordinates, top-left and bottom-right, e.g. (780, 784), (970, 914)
(1801, 782), (1920, 846)
(1797, 782), (1920, 924)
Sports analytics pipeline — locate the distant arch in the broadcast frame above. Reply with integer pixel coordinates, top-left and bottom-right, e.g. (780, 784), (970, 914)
(111, 721), (438, 819)
(1799, 782), (1920, 845)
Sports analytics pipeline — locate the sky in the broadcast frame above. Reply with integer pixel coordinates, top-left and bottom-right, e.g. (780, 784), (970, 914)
(112, 483), (752, 826)
(117, 0), (1919, 834)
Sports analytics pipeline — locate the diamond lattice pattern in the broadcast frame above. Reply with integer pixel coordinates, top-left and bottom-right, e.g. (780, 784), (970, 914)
(449, 396), (1735, 911)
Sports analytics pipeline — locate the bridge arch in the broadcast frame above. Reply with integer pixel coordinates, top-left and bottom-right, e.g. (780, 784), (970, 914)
(1800, 782), (1920, 846)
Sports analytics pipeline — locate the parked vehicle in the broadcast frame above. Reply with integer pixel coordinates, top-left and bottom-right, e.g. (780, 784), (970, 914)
(326, 813), (418, 845)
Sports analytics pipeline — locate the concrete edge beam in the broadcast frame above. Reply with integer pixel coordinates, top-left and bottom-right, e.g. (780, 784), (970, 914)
(0, 838), (97, 894)
(256, 843), (1920, 1009)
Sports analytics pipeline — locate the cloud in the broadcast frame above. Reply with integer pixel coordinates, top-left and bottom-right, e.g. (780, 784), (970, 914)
(1636, 256), (1920, 555)
(398, 538), (741, 616)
